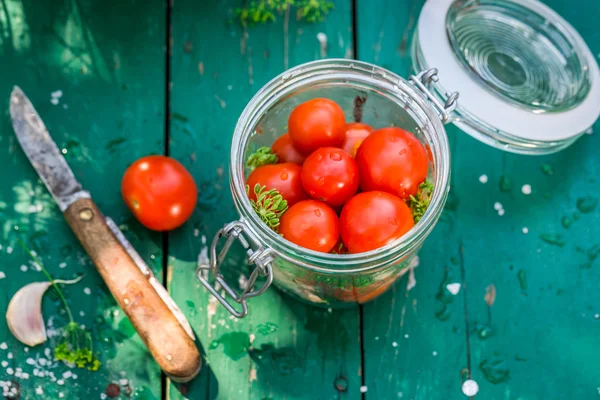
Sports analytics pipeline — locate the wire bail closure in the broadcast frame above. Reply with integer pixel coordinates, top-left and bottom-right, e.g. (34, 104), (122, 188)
(409, 68), (459, 124)
(196, 220), (274, 318)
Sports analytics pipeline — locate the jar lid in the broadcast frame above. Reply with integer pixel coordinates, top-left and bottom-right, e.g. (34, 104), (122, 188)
(415, 0), (600, 154)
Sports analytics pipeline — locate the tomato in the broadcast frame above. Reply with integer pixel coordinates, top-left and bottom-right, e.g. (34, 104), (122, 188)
(246, 163), (307, 206)
(121, 155), (197, 231)
(301, 147), (359, 207)
(341, 122), (374, 157)
(355, 127), (428, 199)
(340, 191), (414, 253)
(271, 133), (306, 165)
(279, 200), (339, 253)
(288, 98), (346, 155)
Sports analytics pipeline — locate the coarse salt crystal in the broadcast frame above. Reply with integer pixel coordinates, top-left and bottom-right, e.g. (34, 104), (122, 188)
(479, 174), (488, 184)
(360, 386), (368, 393)
(26, 358), (35, 365)
(462, 379), (479, 396)
(6, 247), (12, 254)
(521, 184), (532, 195)
(63, 371), (72, 379)
(7, 352), (12, 359)
(0, 343), (7, 350)
(119, 379), (129, 385)
(35, 387), (43, 395)
(392, 342), (398, 347)
(83, 287), (91, 295)
(446, 283), (461, 295)
(432, 351), (438, 356)
(100, 394), (107, 400)
(494, 202), (503, 211)
(59, 262), (67, 268)
(57, 379), (64, 385)
(404, 334), (409, 339)
(6, 368), (13, 375)
(522, 227), (529, 234)
(20, 265), (27, 272)
(1, 361), (7, 368)
(498, 209), (505, 216)
(0, 272), (5, 279)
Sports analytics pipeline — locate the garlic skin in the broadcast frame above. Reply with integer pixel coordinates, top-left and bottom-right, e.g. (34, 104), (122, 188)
(6, 282), (51, 346)
(6, 277), (83, 346)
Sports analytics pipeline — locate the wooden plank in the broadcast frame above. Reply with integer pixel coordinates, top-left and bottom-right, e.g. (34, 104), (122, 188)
(167, 1), (361, 399)
(357, 0), (600, 399)
(458, 1), (600, 398)
(0, 0), (165, 398)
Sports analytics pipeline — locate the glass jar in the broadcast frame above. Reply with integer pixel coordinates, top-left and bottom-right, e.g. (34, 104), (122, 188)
(197, 60), (455, 317)
(197, 0), (600, 318)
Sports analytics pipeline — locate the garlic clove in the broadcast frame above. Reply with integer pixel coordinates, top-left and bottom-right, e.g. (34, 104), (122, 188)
(6, 282), (51, 346)
(6, 277), (83, 347)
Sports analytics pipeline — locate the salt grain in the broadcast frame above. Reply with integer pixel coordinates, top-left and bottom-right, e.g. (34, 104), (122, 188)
(462, 379), (479, 396)
(59, 392), (64, 398)
(79, 311), (85, 317)
(83, 287), (91, 295)
(63, 371), (72, 379)
(522, 227), (529, 234)
(360, 386), (368, 393)
(50, 98), (59, 105)
(494, 202), (503, 211)
(57, 379), (64, 385)
(0, 272), (5, 279)
(59, 262), (67, 269)
(20, 265), (27, 272)
(7, 352), (12, 359)
(498, 209), (505, 216)
(432, 351), (438, 356)
(35, 387), (43, 395)
(404, 334), (409, 339)
(6, 247), (12, 254)
(0, 343), (7, 350)
(6, 368), (13, 375)
(100, 394), (107, 399)
(392, 342), (398, 347)
(26, 358), (35, 365)
(521, 184), (532, 195)
(446, 283), (461, 295)
(1, 361), (7, 368)
(479, 174), (488, 184)
(119, 378), (128, 385)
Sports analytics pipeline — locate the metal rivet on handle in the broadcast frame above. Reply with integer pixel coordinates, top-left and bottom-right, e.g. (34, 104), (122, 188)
(79, 208), (94, 221)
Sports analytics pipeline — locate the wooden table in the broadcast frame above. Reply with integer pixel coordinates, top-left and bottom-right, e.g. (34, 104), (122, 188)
(0, 0), (599, 398)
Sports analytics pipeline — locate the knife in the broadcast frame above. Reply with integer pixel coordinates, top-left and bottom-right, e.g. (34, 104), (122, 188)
(9, 86), (201, 382)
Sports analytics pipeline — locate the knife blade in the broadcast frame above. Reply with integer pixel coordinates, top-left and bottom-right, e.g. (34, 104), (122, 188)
(9, 86), (201, 382)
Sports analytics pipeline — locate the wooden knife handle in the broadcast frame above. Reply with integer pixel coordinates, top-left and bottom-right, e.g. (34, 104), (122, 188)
(64, 198), (201, 382)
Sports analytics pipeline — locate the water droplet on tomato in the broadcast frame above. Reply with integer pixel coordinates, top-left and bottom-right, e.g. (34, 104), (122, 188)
(314, 209), (322, 217)
(280, 172), (289, 180)
(330, 152), (342, 161)
(317, 177), (325, 186)
(318, 240), (324, 246)
(316, 154), (324, 161)
(399, 149), (406, 155)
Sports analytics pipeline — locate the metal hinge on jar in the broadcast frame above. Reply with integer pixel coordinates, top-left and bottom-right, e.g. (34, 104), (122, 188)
(409, 68), (459, 123)
(197, 220), (274, 318)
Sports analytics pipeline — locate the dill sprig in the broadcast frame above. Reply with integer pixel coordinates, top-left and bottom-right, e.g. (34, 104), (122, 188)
(246, 147), (278, 169)
(235, 0), (334, 27)
(407, 179), (434, 223)
(247, 184), (288, 231)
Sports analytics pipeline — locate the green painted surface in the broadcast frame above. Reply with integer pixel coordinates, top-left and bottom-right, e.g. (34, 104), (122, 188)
(166, 1), (361, 399)
(0, 0), (599, 399)
(0, 0), (165, 398)
(357, 0), (600, 399)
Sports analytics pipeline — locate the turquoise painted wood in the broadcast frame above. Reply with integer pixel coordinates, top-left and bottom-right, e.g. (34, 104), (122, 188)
(166, 1), (362, 399)
(0, 0), (165, 398)
(0, 0), (598, 399)
(357, 0), (600, 399)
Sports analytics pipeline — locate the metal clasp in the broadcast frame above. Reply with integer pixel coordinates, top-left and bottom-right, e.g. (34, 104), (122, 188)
(409, 68), (459, 124)
(196, 220), (274, 318)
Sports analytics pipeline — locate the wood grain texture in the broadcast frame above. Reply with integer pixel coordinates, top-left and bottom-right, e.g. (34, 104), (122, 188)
(357, 0), (600, 399)
(167, 1), (361, 399)
(64, 198), (201, 382)
(0, 0), (166, 397)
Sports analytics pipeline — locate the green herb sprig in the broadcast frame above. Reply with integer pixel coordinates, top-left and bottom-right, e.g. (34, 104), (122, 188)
(407, 179), (434, 223)
(246, 147), (278, 169)
(247, 184), (288, 231)
(235, 0), (334, 27)
(18, 240), (101, 371)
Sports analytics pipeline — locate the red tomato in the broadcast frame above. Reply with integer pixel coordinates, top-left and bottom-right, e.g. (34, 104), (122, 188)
(341, 122), (374, 157)
(355, 127), (428, 199)
(340, 191), (414, 253)
(121, 155), (197, 231)
(288, 98), (346, 155)
(301, 147), (359, 207)
(246, 163), (307, 206)
(279, 200), (339, 253)
(271, 133), (306, 165)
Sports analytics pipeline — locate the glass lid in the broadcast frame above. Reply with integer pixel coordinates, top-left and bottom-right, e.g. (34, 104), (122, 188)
(414, 0), (600, 155)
